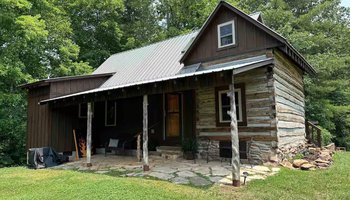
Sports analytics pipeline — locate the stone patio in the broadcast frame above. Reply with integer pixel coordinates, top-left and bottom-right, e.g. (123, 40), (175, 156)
(53, 154), (280, 186)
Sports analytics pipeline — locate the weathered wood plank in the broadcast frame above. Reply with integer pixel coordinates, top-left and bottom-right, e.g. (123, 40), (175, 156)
(86, 102), (92, 166)
(143, 95), (149, 171)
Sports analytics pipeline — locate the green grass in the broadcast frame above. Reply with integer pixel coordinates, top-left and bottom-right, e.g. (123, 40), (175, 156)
(0, 152), (349, 200)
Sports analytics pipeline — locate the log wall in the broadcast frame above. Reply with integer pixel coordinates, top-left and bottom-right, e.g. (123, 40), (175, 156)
(196, 66), (278, 163)
(273, 50), (306, 147)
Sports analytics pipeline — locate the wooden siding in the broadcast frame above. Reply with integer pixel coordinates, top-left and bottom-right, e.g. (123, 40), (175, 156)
(196, 66), (277, 142)
(184, 6), (281, 65)
(27, 86), (51, 149)
(273, 50), (306, 147)
(49, 76), (109, 98)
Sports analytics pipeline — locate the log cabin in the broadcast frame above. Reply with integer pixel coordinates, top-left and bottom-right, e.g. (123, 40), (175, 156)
(21, 1), (316, 181)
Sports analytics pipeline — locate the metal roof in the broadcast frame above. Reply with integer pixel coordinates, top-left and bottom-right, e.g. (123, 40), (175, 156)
(40, 55), (273, 104)
(93, 31), (199, 88)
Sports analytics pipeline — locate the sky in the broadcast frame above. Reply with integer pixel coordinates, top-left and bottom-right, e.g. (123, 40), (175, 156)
(341, 0), (350, 7)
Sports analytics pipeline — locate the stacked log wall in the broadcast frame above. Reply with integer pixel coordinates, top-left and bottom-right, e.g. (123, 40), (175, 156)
(196, 66), (278, 163)
(273, 50), (306, 148)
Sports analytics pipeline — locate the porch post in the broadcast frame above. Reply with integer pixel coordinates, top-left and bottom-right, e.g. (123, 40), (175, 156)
(228, 74), (240, 187)
(143, 95), (149, 171)
(86, 102), (93, 167)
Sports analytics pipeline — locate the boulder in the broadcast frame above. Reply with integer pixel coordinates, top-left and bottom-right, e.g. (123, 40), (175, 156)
(293, 159), (309, 168)
(314, 162), (329, 168)
(324, 143), (336, 153)
(300, 163), (315, 170)
(315, 158), (330, 164)
(319, 152), (332, 161)
(280, 159), (293, 169)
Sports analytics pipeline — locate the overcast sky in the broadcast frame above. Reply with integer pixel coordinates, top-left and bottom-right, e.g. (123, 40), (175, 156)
(341, 0), (350, 7)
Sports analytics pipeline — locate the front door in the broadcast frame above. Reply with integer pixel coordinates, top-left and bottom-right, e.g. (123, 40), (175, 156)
(165, 93), (181, 144)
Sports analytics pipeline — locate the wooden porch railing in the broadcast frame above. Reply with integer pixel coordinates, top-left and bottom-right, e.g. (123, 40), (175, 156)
(305, 120), (322, 147)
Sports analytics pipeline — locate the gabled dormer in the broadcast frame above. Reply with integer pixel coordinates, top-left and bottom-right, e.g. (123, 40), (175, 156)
(180, 1), (315, 75)
(180, 2), (282, 66)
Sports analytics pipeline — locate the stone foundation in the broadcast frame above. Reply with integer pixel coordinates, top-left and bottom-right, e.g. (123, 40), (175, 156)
(197, 138), (278, 164)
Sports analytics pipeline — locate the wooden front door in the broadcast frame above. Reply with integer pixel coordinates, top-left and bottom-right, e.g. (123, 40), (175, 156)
(165, 93), (181, 144)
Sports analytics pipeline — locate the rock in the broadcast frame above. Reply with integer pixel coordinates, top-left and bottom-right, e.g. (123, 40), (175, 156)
(280, 159), (294, 169)
(209, 176), (223, 183)
(189, 176), (212, 187)
(300, 163), (315, 170)
(171, 177), (190, 184)
(152, 167), (177, 174)
(324, 143), (336, 152)
(148, 172), (174, 180)
(211, 166), (231, 176)
(308, 147), (318, 154)
(269, 155), (279, 163)
(293, 159), (309, 168)
(252, 165), (271, 172)
(315, 158), (330, 164)
(319, 152), (332, 161)
(218, 177), (232, 185)
(314, 162), (329, 168)
(176, 171), (197, 178)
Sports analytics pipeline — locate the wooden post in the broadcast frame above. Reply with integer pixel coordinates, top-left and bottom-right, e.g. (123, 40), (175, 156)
(137, 133), (141, 162)
(317, 129), (322, 147)
(228, 75), (240, 187)
(73, 129), (79, 161)
(143, 95), (149, 171)
(86, 102), (92, 167)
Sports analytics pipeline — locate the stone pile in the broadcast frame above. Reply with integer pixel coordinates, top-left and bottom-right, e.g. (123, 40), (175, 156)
(280, 143), (336, 170)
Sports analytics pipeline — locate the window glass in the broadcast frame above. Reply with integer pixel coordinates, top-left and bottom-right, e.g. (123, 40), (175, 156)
(218, 89), (242, 122)
(218, 21), (235, 47)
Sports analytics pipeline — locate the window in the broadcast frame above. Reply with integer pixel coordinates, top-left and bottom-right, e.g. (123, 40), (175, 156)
(218, 89), (242, 123)
(105, 101), (117, 126)
(217, 20), (235, 48)
(216, 85), (246, 126)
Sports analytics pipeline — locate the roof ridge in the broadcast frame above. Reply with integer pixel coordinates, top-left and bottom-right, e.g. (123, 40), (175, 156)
(110, 30), (198, 57)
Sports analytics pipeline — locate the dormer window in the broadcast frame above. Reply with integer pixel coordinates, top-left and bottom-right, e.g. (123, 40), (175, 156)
(217, 20), (235, 48)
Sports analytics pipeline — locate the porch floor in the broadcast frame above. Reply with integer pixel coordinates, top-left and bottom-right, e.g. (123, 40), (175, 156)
(53, 154), (280, 186)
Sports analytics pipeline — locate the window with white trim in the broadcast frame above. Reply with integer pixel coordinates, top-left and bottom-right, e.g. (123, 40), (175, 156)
(218, 89), (242, 123)
(105, 101), (117, 126)
(217, 20), (235, 48)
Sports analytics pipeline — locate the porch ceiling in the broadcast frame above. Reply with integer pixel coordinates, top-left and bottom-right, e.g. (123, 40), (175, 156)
(40, 55), (273, 104)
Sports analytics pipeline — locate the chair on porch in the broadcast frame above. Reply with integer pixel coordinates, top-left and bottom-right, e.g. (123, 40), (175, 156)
(104, 133), (141, 156)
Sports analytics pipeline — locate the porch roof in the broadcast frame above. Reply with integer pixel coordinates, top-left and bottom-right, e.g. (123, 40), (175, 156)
(40, 55), (273, 104)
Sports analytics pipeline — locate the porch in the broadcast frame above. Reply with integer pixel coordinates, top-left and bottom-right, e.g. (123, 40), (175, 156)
(53, 154), (280, 186)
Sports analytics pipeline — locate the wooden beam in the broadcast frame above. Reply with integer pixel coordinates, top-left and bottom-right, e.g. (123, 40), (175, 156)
(137, 133), (141, 162)
(228, 75), (240, 187)
(143, 95), (149, 171)
(86, 102), (92, 167)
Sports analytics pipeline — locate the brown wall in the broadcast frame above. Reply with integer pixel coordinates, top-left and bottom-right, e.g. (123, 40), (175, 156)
(27, 86), (51, 149)
(50, 76), (109, 98)
(184, 6), (281, 65)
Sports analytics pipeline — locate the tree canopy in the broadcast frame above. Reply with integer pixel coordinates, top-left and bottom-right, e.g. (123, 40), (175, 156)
(0, 0), (349, 166)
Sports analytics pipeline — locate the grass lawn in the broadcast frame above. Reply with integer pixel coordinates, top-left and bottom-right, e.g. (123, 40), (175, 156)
(0, 152), (349, 200)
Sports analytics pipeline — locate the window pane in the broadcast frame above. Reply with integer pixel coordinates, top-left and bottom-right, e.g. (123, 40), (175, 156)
(222, 107), (231, 121)
(236, 105), (240, 121)
(220, 24), (232, 36)
(235, 91), (239, 104)
(221, 35), (233, 46)
(221, 93), (230, 106)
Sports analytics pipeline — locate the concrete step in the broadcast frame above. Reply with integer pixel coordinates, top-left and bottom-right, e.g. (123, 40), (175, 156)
(156, 146), (183, 159)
